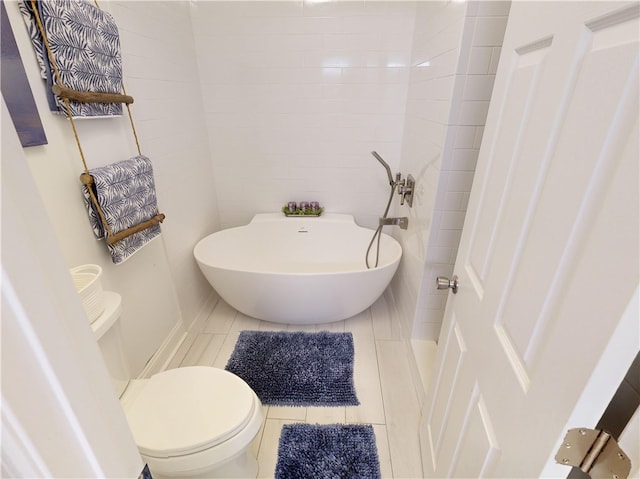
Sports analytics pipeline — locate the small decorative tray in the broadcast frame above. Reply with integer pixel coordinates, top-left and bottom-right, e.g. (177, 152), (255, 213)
(282, 205), (323, 217)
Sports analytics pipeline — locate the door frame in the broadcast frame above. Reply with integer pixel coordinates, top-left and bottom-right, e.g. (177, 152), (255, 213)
(539, 287), (639, 477)
(422, 1), (640, 476)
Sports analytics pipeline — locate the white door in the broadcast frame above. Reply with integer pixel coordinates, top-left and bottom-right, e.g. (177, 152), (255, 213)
(421, 2), (639, 477)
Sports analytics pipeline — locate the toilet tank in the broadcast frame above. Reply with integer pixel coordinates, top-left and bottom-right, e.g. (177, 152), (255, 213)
(91, 292), (131, 398)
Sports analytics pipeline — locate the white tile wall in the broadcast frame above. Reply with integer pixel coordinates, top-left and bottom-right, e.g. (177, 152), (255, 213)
(190, 2), (417, 229)
(391, 0), (469, 339)
(407, 0), (511, 340)
(8, 4), (514, 446)
(14, 0), (509, 361)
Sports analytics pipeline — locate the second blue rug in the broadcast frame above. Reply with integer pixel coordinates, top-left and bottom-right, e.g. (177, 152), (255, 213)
(275, 423), (381, 479)
(225, 330), (359, 406)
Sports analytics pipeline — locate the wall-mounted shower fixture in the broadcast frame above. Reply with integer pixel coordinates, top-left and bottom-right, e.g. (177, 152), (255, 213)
(396, 173), (415, 207)
(367, 151), (415, 268)
(379, 216), (409, 229)
(370, 151), (415, 208)
(371, 151), (395, 186)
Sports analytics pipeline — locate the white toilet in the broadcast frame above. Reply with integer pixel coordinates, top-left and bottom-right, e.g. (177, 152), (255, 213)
(91, 291), (263, 479)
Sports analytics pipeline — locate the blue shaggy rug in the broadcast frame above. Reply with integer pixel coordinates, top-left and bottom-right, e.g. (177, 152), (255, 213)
(225, 331), (359, 406)
(275, 424), (381, 479)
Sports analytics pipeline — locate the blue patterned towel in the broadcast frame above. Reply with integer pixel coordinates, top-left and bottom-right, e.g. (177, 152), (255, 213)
(82, 156), (162, 264)
(19, 0), (123, 117)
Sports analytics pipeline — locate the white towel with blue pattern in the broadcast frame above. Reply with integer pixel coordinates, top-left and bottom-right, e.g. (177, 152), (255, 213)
(19, 0), (123, 118)
(82, 156), (162, 264)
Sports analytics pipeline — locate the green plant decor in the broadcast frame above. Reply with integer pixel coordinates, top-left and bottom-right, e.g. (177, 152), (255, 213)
(282, 205), (324, 216)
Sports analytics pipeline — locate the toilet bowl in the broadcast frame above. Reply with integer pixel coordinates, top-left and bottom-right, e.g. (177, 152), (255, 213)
(92, 292), (263, 478)
(122, 367), (263, 479)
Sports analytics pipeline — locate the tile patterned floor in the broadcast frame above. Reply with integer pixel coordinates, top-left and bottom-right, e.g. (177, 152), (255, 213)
(165, 294), (427, 478)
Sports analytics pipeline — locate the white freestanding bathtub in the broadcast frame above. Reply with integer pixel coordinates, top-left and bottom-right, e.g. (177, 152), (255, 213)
(193, 213), (402, 324)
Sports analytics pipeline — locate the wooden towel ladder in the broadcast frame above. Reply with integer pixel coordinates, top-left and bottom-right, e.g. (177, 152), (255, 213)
(29, 0), (165, 246)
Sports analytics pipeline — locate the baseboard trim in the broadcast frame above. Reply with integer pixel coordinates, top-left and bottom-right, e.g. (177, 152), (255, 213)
(138, 321), (187, 378)
(382, 288), (429, 408)
(143, 292), (219, 377)
(138, 292), (219, 377)
(187, 291), (219, 337)
(410, 339), (438, 399)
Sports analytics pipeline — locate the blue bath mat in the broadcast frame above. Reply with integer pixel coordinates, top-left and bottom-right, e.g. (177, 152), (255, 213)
(225, 331), (359, 406)
(275, 423), (381, 479)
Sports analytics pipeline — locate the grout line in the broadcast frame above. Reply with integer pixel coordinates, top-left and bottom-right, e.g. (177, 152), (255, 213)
(372, 334), (395, 478)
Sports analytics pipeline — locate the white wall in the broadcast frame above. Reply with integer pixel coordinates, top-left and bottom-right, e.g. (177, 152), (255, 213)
(1, 4), (512, 474)
(190, 1), (417, 230)
(2, 98), (143, 479)
(5, 0), (218, 375)
(392, 0), (510, 340)
(108, 2), (220, 328)
(188, 0), (508, 340)
(5, 0), (508, 373)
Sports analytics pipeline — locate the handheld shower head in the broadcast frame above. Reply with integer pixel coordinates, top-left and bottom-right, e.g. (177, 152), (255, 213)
(371, 151), (394, 185)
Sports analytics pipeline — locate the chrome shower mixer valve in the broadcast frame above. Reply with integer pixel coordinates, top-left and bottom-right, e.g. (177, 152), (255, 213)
(367, 151), (415, 268)
(370, 151), (415, 207)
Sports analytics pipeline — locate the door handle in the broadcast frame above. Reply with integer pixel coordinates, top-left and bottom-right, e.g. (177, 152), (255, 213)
(436, 275), (458, 294)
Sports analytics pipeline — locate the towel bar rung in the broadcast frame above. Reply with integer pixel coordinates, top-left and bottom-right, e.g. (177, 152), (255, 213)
(106, 214), (166, 245)
(52, 85), (134, 105)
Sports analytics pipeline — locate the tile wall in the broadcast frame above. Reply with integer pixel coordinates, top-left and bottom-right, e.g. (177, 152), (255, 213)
(190, 1), (510, 341)
(10, 0), (510, 369)
(419, 1), (510, 339)
(190, 1), (417, 230)
(393, 0), (510, 340)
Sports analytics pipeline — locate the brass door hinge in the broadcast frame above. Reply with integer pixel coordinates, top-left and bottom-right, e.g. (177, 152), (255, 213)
(555, 428), (631, 479)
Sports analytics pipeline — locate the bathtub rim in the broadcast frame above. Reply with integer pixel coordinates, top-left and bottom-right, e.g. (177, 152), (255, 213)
(193, 212), (402, 276)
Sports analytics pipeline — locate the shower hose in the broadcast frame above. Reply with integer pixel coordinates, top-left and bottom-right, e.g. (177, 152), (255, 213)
(365, 182), (395, 269)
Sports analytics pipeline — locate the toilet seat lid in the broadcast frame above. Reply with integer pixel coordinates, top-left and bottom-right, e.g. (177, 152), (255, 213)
(125, 366), (257, 458)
